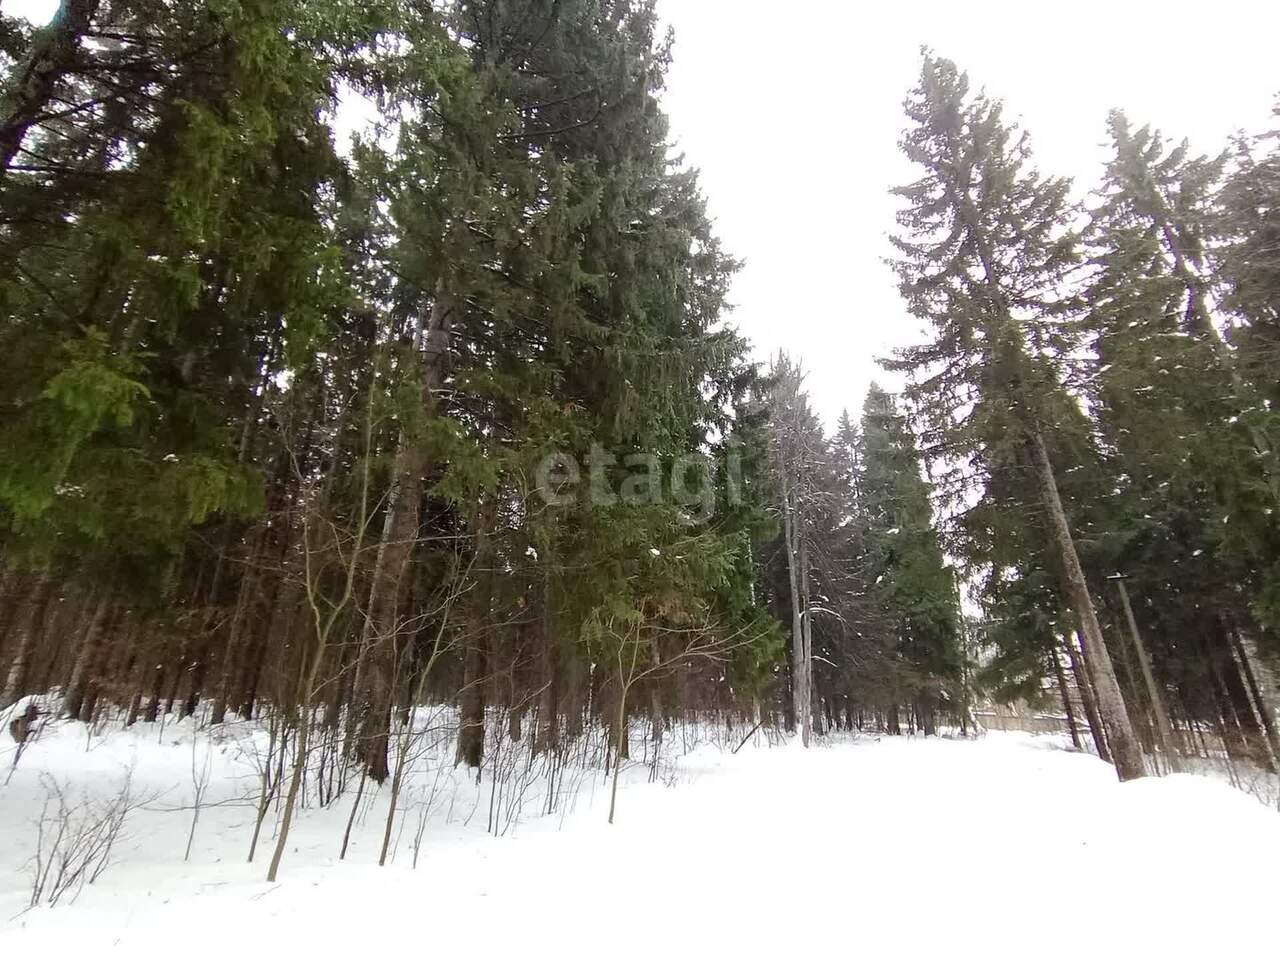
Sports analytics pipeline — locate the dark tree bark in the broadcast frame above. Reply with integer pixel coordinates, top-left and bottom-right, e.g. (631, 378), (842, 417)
(0, 0), (101, 178)
(1050, 647), (1082, 750)
(62, 593), (110, 720)
(1226, 619), (1280, 766)
(456, 643), (485, 769)
(1113, 578), (1180, 770)
(1067, 633), (1110, 763)
(457, 508), (495, 769)
(1030, 428), (1145, 780)
(211, 554), (261, 725)
(649, 637), (664, 749)
(1, 571), (53, 707)
(563, 647), (583, 739)
(354, 293), (453, 782)
(534, 571), (560, 752)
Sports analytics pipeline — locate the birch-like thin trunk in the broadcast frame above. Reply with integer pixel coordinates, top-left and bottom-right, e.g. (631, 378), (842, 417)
(649, 636), (664, 752)
(798, 533), (818, 738)
(783, 499), (810, 747)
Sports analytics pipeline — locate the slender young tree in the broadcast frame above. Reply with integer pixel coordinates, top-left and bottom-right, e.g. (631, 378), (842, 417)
(766, 354), (827, 745)
(857, 384), (962, 734)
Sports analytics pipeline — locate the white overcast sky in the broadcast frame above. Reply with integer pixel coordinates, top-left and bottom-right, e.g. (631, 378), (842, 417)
(11, 0), (1280, 425)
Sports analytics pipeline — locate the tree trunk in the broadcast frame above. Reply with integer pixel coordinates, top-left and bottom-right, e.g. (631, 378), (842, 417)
(0, 0), (101, 178)
(607, 683), (628, 824)
(266, 709), (309, 882)
(918, 693), (936, 737)
(1030, 428), (1145, 781)
(1226, 619), (1280, 765)
(0, 568), (17, 645)
(457, 510), (494, 769)
(456, 640), (486, 768)
(1, 571), (52, 708)
(62, 593), (110, 720)
(210, 557), (260, 725)
(1198, 637), (1251, 762)
(535, 571), (560, 752)
(798, 534), (820, 740)
(1067, 633), (1110, 763)
(649, 636), (664, 750)
(1212, 620), (1274, 770)
(1113, 578), (1180, 771)
(353, 293), (452, 782)
(1050, 647), (1082, 750)
(352, 448), (419, 782)
(783, 500), (811, 747)
(564, 652), (583, 739)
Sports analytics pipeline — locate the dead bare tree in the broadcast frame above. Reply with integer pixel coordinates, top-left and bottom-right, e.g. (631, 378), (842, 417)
(376, 562), (473, 867)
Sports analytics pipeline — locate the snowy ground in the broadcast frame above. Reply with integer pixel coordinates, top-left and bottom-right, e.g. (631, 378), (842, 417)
(1, 715), (1277, 958)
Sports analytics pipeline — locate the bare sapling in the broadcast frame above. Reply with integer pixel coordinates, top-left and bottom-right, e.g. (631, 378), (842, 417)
(184, 731), (214, 861)
(377, 559), (471, 867)
(247, 711), (281, 862)
(411, 757), (452, 868)
(26, 766), (147, 908)
(266, 385), (379, 882)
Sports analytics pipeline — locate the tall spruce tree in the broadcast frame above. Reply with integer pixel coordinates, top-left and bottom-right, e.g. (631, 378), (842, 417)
(887, 53), (1146, 779)
(765, 353), (828, 744)
(1083, 113), (1280, 766)
(1219, 102), (1280, 636)
(1219, 101), (1280, 414)
(856, 384), (961, 735)
(0, 1), (781, 818)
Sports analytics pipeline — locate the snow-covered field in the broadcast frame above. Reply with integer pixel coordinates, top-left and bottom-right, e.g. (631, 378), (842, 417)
(2, 715), (1277, 958)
